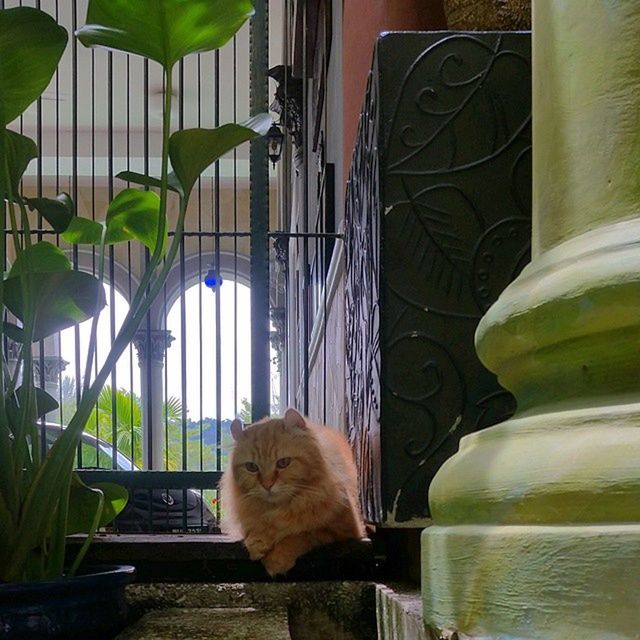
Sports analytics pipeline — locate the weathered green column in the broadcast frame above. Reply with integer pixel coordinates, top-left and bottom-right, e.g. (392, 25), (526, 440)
(422, 2), (640, 638)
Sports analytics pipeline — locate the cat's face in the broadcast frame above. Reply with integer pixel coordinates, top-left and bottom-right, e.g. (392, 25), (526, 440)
(230, 409), (322, 503)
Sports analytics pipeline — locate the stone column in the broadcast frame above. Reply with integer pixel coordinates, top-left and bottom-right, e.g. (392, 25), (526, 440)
(422, 2), (640, 639)
(133, 329), (174, 470)
(6, 339), (69, 422)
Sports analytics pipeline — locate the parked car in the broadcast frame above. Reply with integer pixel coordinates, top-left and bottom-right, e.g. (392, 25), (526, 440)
(41, 424), (217, 533)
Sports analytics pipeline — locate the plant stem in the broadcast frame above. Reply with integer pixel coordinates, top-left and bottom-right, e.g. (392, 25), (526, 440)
(82, 225), (107, 396)
(11, 197), (37, 480)
(0, 143), (16, 519)
(3, 169), (36, 488)
(17, 198), (32, 251)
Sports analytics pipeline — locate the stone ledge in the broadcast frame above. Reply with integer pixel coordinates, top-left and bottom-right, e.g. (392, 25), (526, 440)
(67, 534), (374, 582)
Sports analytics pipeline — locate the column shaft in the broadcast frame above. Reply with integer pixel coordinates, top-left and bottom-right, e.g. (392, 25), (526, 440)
(422, 2), (640, 638)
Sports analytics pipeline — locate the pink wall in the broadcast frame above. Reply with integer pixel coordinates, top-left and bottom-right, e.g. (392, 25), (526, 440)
(342, 0), (446, 187)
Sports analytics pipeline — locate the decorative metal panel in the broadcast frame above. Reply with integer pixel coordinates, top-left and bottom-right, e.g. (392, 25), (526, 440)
(345, 32), (531, 524)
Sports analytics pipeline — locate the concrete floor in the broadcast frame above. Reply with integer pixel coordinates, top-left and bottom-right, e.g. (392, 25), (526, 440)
(116, 607), (291, 640)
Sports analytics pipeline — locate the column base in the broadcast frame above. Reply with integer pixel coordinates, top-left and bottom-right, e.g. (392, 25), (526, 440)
(422, 523), (640, 639)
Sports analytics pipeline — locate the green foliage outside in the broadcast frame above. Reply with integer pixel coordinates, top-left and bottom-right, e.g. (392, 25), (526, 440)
(58, 376), (233, 472)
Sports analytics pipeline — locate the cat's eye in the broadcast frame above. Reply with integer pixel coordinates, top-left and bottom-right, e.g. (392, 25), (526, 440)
(245, 462), (259, 473)
(276, 457), (291, 469)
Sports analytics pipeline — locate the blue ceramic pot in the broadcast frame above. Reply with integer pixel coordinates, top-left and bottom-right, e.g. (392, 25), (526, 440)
(0, 564), (135, 639)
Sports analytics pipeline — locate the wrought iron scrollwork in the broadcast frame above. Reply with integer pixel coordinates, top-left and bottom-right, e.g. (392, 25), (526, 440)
(345, 32), (532, 524)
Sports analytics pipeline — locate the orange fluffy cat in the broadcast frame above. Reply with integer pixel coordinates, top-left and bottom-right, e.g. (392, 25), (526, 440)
(220, 408), (365, 576)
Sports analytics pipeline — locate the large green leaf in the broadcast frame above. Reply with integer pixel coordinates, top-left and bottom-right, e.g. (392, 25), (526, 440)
(76, 0), (254, 70)
(170, 114), (272, 196)
(4, 270), (106, 342)
(11, 387), (60, 420)
(26, 194), (75, 233)
(105, 188), (165, 252)
(0, 7), (68, 127)
(3, 321), (23, 343)
(92, 482), (129, 527)
(62, 189), (165, 253)
(66, 473), (103, 536)
(8, 241), (70, 278)
(61, 217), (105, 245)
(0, 130), (37, 198)
(66, 476), (128, 535)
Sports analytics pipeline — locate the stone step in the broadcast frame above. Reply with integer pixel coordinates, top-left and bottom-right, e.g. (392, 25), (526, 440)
(116, 607), (291, 640)
(123, 581), (378, 640)
(376, 584), (430, 640)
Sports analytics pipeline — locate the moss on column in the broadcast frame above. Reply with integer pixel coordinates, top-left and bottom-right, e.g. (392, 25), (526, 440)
(422, 2), (640, 638)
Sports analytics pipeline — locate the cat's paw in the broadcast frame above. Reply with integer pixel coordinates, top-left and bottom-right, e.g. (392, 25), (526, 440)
(262, 548), (297, 577)
(244, 532), (271, 560)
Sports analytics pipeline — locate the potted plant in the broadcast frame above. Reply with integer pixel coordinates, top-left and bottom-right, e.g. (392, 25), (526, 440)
(0, 1), (269, 637)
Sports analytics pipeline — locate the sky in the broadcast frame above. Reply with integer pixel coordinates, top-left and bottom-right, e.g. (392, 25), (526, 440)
(59, 279), (270, 422)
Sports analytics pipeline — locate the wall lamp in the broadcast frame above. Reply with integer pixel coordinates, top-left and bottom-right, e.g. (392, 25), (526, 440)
(267, 123), (285, 167)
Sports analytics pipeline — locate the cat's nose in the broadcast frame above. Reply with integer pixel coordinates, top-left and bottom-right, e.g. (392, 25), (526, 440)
(260, 476), (276, 491)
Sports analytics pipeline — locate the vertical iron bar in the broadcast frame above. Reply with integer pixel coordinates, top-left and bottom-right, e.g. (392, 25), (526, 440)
(196, 53), (204, 526)
(54, 0), (63, 428)
(91, 45), (99, 448)
(108, 50), (118, 468)
(249, 0), (270, 421)
(179, 236), (187, 471)
(214, 49), (222, 490)
(72, 0), (83, 467)
(302, 2), (310, 415)
(178, 58), (188, 530)
(233, 35), (238, 424)
(163, 282), (169, 471)
(282, 0), (292, 409)
(126, 54), (135, 467)
(143, 57), (153, 471)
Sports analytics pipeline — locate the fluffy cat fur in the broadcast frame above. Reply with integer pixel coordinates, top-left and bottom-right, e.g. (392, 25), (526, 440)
(220, 408), (365, 576)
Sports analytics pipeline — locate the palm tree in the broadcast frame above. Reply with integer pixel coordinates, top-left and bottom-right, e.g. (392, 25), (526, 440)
(58, 376), (78, 426)
(94, 386), (144, 466)
(61, 380), (220, 471)
(87, 385), (182, 469)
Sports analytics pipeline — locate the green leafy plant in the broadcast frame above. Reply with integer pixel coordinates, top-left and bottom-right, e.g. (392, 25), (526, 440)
(0, 0), (268, 583)
(94, 386), (183, 469)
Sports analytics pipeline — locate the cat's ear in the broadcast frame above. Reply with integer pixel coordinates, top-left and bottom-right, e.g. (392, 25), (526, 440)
(283, 408), (307, 433)
(230, 418), (245, 441)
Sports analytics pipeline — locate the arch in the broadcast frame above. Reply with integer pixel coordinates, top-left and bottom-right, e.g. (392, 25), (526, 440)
(62, 247), (138, 303)
(58, 282), (139, 397)
(163, 278), (253, 422)
(149, 250), (252, 329)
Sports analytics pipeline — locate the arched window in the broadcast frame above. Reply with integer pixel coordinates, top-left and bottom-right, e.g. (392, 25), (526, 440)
(166, 280), (251, 423)
(57, 284), (140, 469)
(162, 278), (280, 471)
